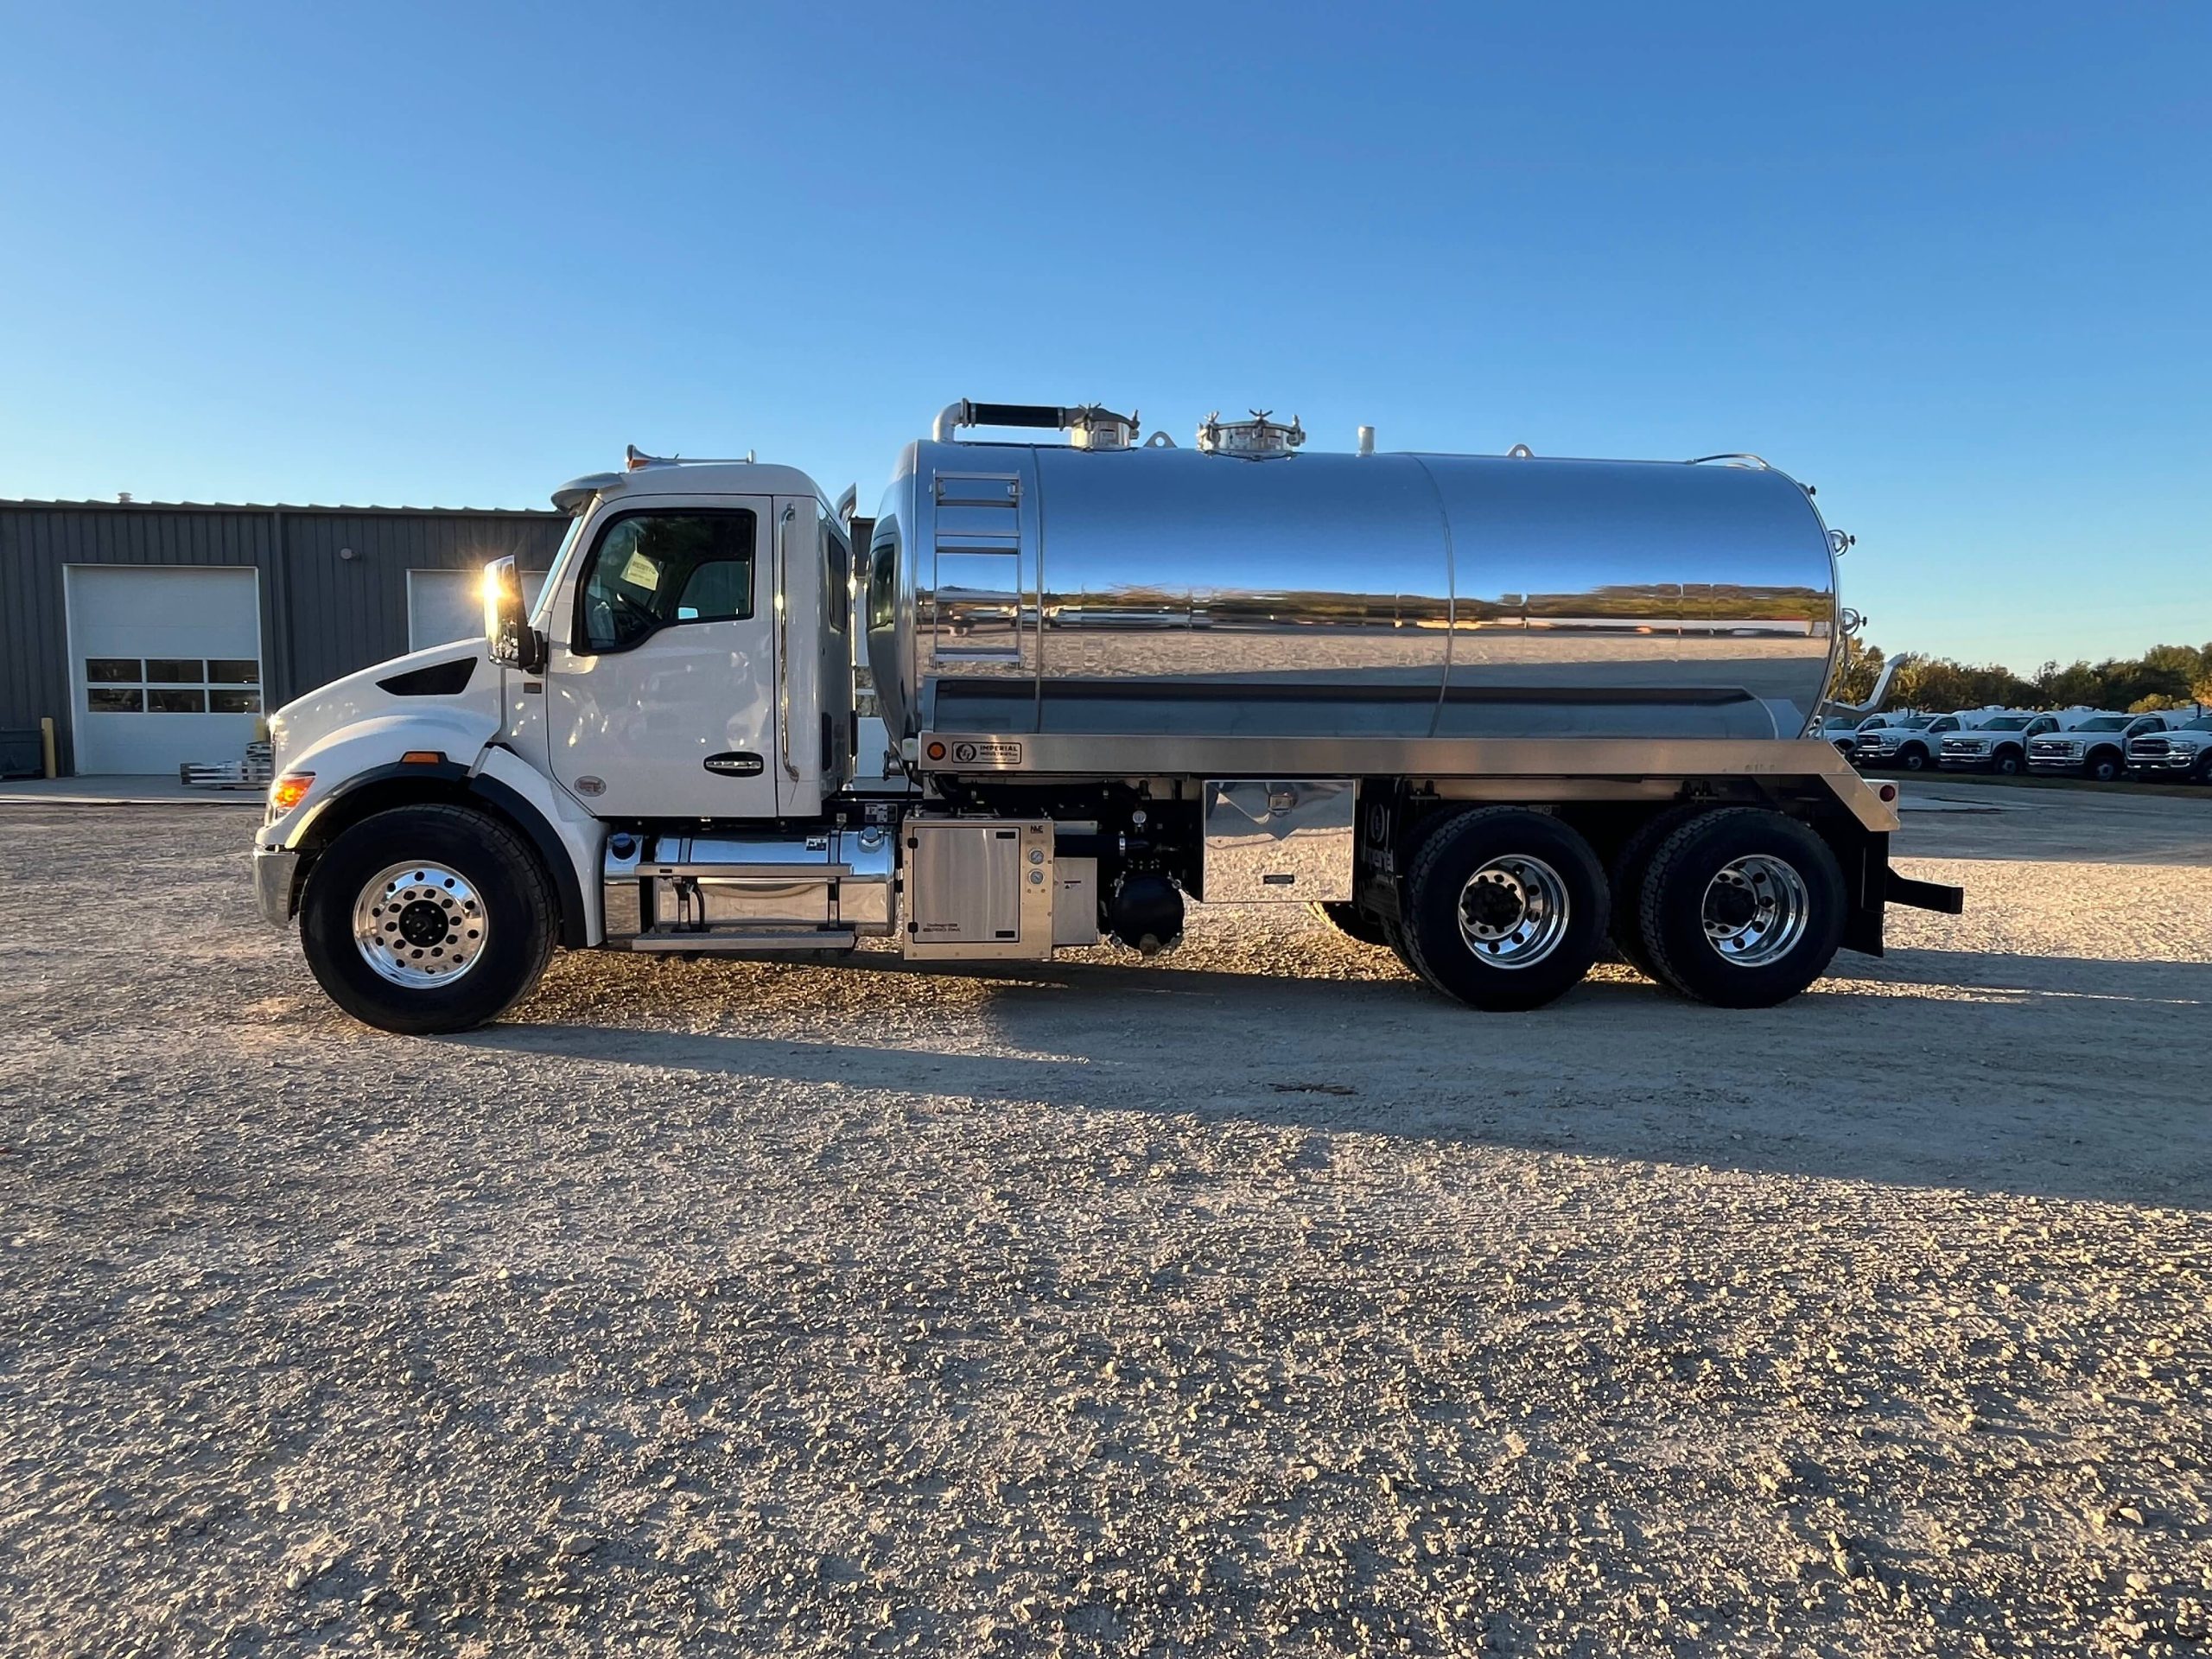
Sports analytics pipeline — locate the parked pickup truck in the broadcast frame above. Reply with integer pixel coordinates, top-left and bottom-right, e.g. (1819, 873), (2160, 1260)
(1937, 712), (2063, 774)
(1851, 711), (1969, 772)
(2126, 714), (2212, 782)
(2027, 712), (2183, 782)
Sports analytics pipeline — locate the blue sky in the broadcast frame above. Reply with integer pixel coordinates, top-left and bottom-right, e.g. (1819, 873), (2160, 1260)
(2, 2), (2205, 669)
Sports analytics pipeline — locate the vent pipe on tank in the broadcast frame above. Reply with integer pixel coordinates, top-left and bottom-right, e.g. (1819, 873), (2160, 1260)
(1357, 425), (1375, 457)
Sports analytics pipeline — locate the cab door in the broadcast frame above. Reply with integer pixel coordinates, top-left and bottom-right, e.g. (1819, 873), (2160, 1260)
(545, 499), (781, 819)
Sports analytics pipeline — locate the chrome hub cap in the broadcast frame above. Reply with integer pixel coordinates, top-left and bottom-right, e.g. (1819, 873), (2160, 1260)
(352, 861), (486, 988)
(1455, 855), (1570, 969)
(1701, 855), (1810, 969)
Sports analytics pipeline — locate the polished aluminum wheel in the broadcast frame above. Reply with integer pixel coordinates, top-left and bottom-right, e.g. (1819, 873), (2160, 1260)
(352, 861), (487, 988)
(1454, 855), (1570, 969)
(1700, 854), (1810, 968)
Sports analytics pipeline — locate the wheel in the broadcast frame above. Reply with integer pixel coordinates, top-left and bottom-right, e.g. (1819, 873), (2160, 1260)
(2196, 753), (2212, 786)
(1381, 916), (1428, 982)
(1310, 900), (1392, 948)
(1605, 804), (1711, 982)
(299, 804), (557, 1034)
(2086, 750), (2124, 784)
(1637, 808), (1846, 1009)
(1398, 808), (1609, 1012)
(1897, 746), (1929, 772)
(1991, 747), (2024, 777)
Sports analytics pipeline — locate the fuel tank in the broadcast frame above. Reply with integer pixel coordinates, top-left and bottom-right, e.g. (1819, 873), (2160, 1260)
(865, 435), (1841, 746)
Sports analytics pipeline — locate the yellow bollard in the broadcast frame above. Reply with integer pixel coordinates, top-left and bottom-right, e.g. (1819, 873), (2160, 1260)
(40, 716), (57, 779)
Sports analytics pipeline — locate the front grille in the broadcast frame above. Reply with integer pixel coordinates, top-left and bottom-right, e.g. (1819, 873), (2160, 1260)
(2131, 740), (2171, 756)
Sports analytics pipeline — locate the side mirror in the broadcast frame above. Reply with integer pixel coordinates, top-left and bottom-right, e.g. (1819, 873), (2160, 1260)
(483, 556), (546, 672)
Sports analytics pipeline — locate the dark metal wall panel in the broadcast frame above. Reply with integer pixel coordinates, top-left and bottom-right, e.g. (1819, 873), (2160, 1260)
(279, 512), (563, 701)
(0, 502), (563, 774)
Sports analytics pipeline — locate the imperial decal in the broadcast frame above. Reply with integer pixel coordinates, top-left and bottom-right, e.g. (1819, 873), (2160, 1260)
(703, 752), (766, 778)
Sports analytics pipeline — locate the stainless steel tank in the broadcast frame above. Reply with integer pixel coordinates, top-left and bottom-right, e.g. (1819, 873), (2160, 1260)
(865, 431), (1841, 746)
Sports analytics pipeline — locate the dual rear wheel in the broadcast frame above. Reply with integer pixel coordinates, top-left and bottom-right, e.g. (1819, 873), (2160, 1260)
(1386, 805), (1845, 1012)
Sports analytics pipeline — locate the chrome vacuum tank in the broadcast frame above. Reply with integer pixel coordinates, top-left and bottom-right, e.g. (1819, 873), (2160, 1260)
(864, 412), (1842, 745)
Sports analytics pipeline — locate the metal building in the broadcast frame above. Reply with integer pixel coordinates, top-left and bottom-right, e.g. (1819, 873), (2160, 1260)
(0, 499), (565, 776)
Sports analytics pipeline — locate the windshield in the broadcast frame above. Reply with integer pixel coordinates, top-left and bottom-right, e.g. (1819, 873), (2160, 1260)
(2183, 716), (2212, 732)
(1980, 716), (2031, 730)
(1899, 715), (1935, 729)
(2075, 716), (2127, 731)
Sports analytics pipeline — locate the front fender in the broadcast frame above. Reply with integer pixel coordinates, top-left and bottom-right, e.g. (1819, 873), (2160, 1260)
(265, 709), (504, 849)
(473, 743), (608, 944)
(258, 715), (601, 948)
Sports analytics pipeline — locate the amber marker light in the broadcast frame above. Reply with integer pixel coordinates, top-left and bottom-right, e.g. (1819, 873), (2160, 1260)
(925, 741), (946, 761)
(269, 772), (315, 814)
(400, 750), (446, 766)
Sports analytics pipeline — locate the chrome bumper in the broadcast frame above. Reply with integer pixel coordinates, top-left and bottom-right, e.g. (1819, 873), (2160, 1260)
(252, 845), (302, 926)
(2129, 754), (2198, 773)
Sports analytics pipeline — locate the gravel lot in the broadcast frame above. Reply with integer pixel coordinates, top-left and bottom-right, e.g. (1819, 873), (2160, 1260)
(2, 786), (2208, 1656)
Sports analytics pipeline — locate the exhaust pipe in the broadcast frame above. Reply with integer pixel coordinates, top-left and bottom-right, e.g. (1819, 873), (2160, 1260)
(1823, 652), (1908, 718)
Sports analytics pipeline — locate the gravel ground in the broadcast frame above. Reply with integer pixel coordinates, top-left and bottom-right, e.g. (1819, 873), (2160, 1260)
(1, 789), (2208, 1656)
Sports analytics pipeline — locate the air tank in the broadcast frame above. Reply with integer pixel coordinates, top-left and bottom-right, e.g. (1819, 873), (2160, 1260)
(865, 422), (1841, 747)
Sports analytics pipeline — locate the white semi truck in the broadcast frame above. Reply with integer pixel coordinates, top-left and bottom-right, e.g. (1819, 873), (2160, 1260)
(251, 402), (1961, 1033)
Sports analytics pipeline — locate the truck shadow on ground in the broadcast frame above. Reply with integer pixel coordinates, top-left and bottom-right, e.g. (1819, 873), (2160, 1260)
(474, 944), (2212, 1211)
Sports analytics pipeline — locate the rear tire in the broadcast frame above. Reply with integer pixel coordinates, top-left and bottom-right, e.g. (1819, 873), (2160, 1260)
(1638, 808), (1845, 1009)
(1399, 808), (1608, 1012)
(1310, 900), (1391, 948)
(1605, 804), (1710, 982)
(300, 804), (557, 1035)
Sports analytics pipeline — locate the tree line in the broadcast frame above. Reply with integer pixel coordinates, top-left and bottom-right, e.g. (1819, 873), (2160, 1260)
(1833, 639), (2212, 715)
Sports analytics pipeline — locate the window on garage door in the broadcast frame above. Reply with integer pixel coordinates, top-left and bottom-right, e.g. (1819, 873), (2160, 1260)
(82, 656), (262, 715)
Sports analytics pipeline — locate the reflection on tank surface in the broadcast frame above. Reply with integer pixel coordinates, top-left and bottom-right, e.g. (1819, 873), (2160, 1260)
(872, 438), (1839, 743)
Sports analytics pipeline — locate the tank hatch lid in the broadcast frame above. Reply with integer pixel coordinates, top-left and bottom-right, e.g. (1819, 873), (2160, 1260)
(1196, 409), (1306, 459)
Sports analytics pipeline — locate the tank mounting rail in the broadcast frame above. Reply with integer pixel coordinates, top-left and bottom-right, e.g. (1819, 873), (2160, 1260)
(915, 733), (1901, 834)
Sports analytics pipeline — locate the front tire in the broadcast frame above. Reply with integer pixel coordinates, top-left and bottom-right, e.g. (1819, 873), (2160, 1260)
(1399, 808), (1609, 1012)
(1992, 747), (2024, 777)
(2087, 751), (2124, 784)
(300, 804), (556, 1034)
(1897, 746), (1929, 772)
(1638, 809), (1845, 1009)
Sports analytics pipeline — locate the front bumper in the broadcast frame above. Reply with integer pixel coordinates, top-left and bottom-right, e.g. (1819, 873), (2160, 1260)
(2129, 752), (2202, 774)
(252, 844), (302, 926)
(1937, 753), (1995, 770)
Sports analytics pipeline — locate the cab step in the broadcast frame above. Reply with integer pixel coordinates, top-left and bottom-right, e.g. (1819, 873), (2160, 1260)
(616, 929), (859, 953)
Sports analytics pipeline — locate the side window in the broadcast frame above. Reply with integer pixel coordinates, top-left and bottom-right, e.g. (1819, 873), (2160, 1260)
(577, 511), (755, 653)
(868, 528), (898, 632)
(823, 516), (850, 637)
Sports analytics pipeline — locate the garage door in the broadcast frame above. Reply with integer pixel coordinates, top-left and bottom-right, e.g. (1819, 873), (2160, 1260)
(407, 568), (545, 652)
(66, 566), (264, 775)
